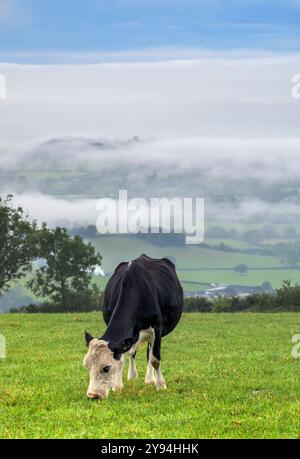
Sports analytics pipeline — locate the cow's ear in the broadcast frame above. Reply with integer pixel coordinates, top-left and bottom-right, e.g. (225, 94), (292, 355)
(85, 331), (94, 346)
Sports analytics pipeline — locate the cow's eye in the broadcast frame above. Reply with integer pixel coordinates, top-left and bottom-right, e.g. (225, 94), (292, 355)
(102, 365), (111, 373)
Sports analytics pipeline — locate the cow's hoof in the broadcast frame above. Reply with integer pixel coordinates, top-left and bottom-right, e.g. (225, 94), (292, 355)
(156, 381), (167, 390)
(112, 384), (124, 392)
(145, 377), (156, 385)
(128, 371), (138, 381)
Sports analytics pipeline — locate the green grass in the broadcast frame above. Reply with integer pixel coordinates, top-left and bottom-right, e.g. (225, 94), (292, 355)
(1, 313), (300, 438)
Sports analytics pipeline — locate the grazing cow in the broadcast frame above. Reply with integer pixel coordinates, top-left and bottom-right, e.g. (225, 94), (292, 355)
(83, 254), (183, 399)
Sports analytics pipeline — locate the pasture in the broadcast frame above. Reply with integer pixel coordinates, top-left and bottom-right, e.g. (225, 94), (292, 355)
(1, 313), (300, 438)
(91, 236), (300, 290)
(90, 236), (281, 272)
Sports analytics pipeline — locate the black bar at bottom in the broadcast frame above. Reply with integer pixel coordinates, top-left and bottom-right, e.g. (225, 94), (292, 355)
(0, 438), (296, 456)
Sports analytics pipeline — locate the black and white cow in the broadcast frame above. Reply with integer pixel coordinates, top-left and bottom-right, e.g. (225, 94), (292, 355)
(83, 254), (183, 399)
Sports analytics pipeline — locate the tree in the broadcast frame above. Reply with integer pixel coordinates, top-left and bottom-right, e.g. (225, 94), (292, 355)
(275, 280), (300, 311)
(233, 264), (249, 275)
(277, 241), (300, 268)
(0, 195), (36, 295)
(206, 226), (230, 239)
(260, 281), (273, 293)
(260, 224), (279, 239)
(242, 230), (262, 245)
(27, 226), (102, 311)
(282, 227), (298, 240)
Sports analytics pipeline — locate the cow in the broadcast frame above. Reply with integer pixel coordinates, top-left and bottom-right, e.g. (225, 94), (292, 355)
(83, 254), (183, 399)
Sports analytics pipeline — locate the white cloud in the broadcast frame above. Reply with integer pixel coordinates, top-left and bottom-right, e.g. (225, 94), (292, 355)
(11, 193), (98, 227)
(9, 190), (300, 229)
(2, 134), (300, 227)
(0, 53), (299, 140)
(1, 52), (300, 226)
(2, 134), (300, 183)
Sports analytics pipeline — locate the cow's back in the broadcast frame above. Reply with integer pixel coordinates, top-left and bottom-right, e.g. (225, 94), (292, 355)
(136, 255), (183, 336)
(102, 254), (183, 336)
(102, 261), (129, 325)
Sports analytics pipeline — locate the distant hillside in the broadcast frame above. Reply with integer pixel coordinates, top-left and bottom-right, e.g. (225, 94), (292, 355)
(2, 233), (300, 312)
(2, 135), (300, 226)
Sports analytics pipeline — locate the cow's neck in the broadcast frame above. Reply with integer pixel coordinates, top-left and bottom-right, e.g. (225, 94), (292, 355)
(101, 282), (140, 355)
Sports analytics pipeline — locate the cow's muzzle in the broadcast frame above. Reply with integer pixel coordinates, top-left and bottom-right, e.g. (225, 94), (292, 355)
(87, 391), (108, 400)
(87, 392), (101, 400)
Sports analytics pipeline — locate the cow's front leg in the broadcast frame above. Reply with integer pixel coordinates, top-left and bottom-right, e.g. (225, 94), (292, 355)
(145, 335), (156, 385)
(128, 349), (138, 380)
(112, 354), (124, 391)
(152, 328), (167, 390)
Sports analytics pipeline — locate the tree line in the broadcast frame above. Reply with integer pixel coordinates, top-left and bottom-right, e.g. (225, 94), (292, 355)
(14, 280), (300, 313)
(0, 195), (102, 312)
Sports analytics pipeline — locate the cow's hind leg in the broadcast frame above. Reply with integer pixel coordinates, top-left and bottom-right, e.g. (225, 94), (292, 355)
(151, 329), (167, 390)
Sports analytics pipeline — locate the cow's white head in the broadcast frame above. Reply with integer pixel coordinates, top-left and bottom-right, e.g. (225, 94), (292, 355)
(83, 332), (120, 400)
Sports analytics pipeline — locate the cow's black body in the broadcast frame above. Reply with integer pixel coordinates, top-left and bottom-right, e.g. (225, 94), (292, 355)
(101, 254), (183, 360)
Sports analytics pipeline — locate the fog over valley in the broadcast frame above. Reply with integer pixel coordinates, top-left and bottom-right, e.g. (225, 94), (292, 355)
(0, 135), (300, 226)
(1, 54), (300, 227)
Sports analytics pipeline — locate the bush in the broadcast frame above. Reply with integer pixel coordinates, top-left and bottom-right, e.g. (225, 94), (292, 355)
(10, 288), (103, 313)
(211, 297), (243, 313)
(184, 297), (212, 312)
(183, 282), (300, 313)
(183, 281), (300, 313)
(275, 280), (300, 311)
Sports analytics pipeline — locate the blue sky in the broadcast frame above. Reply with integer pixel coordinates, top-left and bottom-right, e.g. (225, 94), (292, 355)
(0, 0), (300, 62)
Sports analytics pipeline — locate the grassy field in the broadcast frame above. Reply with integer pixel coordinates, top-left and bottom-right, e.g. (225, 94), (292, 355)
(90, 236), (281, 272)
(90, 236), (298, 291)
(1, 312), (300, 438)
